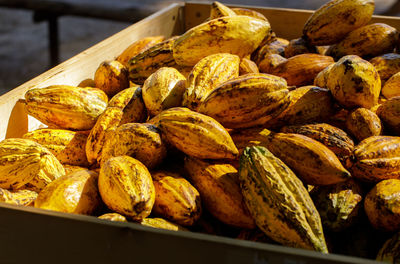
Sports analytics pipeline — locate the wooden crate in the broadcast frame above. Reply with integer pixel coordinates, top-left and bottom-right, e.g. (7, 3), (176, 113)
(0, 2), (393, 263)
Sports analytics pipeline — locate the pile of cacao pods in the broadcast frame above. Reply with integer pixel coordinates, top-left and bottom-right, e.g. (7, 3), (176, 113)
(3, 0), (400, 261)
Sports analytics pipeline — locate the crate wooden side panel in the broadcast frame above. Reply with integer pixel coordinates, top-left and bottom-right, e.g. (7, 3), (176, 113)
(184, 2), (400, 40)
(0, 3), (183, 140)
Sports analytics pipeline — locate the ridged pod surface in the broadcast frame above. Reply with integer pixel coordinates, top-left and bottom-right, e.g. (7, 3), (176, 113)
(0, 138), (65, 192)
(117, 35), (165, 66)
(182, 53), (239, 111)
(108, 86), (147, 124)
(141, 217), (187, 231)
(370, 53), (400, 82)
(239, 146), (328, 252)
(310, 179), (363, 232)
(239, 58), (259, 75)
(0, 188), (38, 206)
(352, 136), (400, 182)
(184, 156), (255, 229)
(152, 171), (202, 226)
(173, 16), (271, 66)
(86, 107), (123, 165)
(327, 55), (381, 109)
(158, 107), (238, 160)
(377, 97), (400, 134)
(94, 60), (129, 97)
(313, 63), (334, 88)
(281, 123), (354, 167)
(198, 73), (289, 129)
(382, 72), (400, 99)
(25, 85), (108, 130)
(209, 1), (236, 19)
(346, 108), (382, 142)
(99, 156), (155, 221)
(265, 86), (335, 129)
(35, 169), (100, 214)
(100, 123), (166, 169)
(128, 37), (179, 84)
(376, 231), (400, 262)
(364, 179), (400, 232)
(98, 213), (128, 222)
(23, 128), (89, 167)
(269, 54), (334, 86)
(142, 67), (186, 116)
(303, 0), (375, 46)
(327, 23), (398, 60)
(231, 7), (268, 21)
(265, 132), (351, 185)
(284, 37), (318, 58)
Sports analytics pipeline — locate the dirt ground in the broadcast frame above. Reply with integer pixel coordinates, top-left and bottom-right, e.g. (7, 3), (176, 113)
(0, 0), (396, 95)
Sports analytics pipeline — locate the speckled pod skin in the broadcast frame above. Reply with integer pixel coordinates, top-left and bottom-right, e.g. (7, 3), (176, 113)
(152, 171), (202, 226)
(0, 138), (65, 192)
(98, 213), (127, 222)
(140, 217), (187, 231)
(23, 128), (90, 167)
(352, 136), (400, 182)
(370, 53), (400, 82)
(265, 132), (351, 186)
(100, 123), (166, 169)
(35, 169), (100, 215)
(265, 86), (335, 129)
(184, 156), (255, 229)
(284, 37), (318, 58)
(327, 55), (381, 109)
(281, 123), (354, 167)
(310, 179), (363, 232)
(258, 53), (287, 74)
(377, 97), (400, 134)
(239, 58), (259, 75)
(142, 67), (186, 116)
(303, 0), (374, 46)
(209, 1), (236, 19)
(382, 72), (400, 99)
(173, 16), (271, 66)
(117, 35), (165, 67)
(239, 146), (328, 253)
(94, 60), (129, 97)
(198, 73), (289, 129)
(25, 85), (108, 131)
(327, 23), (398, 60)
(313, 63), (334, 88)
(158, 107), (238, 160)
(346, 108), (382, 142)
(269, 54), (334, 87)
(365, 179), (400, 232)
(0, 188), (38, 206)
(108, 86), (148, 125)
(376, 231), (400, 262)
(99, 156), (155, 221)
(254, 38), (289, 63)
(182, 53), (239, 111)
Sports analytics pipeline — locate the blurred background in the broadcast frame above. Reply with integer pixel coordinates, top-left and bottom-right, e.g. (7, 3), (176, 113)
(0, 0), (397, 95)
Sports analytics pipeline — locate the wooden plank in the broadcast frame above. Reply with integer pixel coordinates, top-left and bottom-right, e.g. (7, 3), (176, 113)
(0, 2), (184, 140)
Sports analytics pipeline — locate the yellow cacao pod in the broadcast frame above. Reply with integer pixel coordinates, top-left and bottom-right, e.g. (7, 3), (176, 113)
(152, 171), (201, 226)
(327, 55), (381, 109)
(0, 188), (38, 206)
(0, 138), (65, 192)
(35, 169), (101, 214)
(239, 146), (328, 252)
(184, 156), (255, 229)
(382, 72), (400, 99)
(269, 54), (334, 86)
(313, 63), (334, 88)
(158, 107), (238, 160)
(117, 35), (165, 66)
(23, 128), (89, 167)
(141, 217), (187, 231)
(142, 67), (186, 116)
(25, 85), (108, 130)
(77, 78), (95, 88)
(258, 53), (287, 74)
(94, 60), (129, 97)
(63, 164), (87, 175)
(377, 97), (400, 134)
(198, 73), (289, 129)
(231, 7), (268, 21)
(239, 58), (259, 75)
(328, 23), (398, 60)
(376, 231), (400, 263)
(101, 123), (166, 169)
(173, 16), (271, 66)
(183, 53), (240, 111)
(254, 38), (289, 63)
(98, 156), (155, 221)
(346, 108), (382, 142)
(98, 213), (128, 222)
(209, 1), (236, 19)
(303, 0), (374, 46)
(352, 136), (400, 182)
(284, 37), (318, 58)
(364, 179), (400, 232)
(370, 53), (400, 82)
